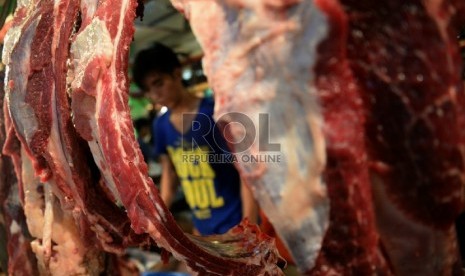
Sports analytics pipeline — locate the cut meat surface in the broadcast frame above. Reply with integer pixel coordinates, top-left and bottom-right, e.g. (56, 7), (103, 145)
(177, 0), (332, 271)
(174, 0), (465, 274)
(67, 0), (284, 274)
(2, 0), (149, 273)
(3, 0), (149, 255)
(2, 0), (465, 275)
(309, 0), (390, 274)
(2, 0), (284, 275)
(340, 0), (465, 274)
(1, 71), (39, 276)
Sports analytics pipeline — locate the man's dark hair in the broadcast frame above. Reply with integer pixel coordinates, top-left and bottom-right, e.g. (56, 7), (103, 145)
(133, 43), (181, 90)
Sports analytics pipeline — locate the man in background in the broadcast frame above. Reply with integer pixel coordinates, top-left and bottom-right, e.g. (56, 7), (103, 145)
(133, 43), (257, 236)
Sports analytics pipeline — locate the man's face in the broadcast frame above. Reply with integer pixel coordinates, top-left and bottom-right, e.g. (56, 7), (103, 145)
(143, 70), (183, 108)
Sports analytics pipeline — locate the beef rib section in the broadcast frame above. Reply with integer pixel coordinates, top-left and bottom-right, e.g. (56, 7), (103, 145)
(1, 0), (284, 275)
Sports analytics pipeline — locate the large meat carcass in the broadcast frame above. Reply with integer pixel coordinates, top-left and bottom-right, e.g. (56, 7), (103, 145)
(1, 0), (283, 275)
(173, 0), (465, 274)
(1, 0), (465, 275)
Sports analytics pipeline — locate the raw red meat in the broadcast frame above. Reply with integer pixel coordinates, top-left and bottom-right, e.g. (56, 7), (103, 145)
(172, 0), (357, 273)
(2, 0), (283, 274)
(2, 0), (464, 274)
(2, 0), (147, 273)
(173, 0), (465, 274)
(340, 0), (465, 274)
(4, 0), (148, 251)
(68, 0), (283, 274)
(309, 0), (389, 274)
(1, 71), (39, 276)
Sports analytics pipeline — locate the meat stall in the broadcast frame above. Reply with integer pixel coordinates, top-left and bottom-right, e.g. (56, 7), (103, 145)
(1, 0), (465, 275)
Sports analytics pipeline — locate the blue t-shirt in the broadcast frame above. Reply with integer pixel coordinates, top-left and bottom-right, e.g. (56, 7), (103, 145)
(153, 97), (242, 235)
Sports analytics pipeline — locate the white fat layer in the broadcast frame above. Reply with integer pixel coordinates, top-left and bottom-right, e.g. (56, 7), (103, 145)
(112, 0), (131, 115)
(23, 161), (93, 275)
(42, 183), (54, 266)
(22, 147), (46, 238)
(186, 0), (329, 271)
(48, 202), (94, 276)
(88, 139), (123, 205)
(70, 18), (113, 90)
(30, 187), (93, 276)
(70, 17), (123, 204)
(2, 26), (21, 65)
(17, 0), (32, 8)
(30, 240), (46, 273)
(81, 0), (99, 22)
(3, 0), (38, 65)
(3, 19), (40, 147)
(47, 79), (87, 207)
(2, 0), (37, 65)
(155, 203), (166, 221)
(9, 220), (21, 234)
(91, 80), (123, 205)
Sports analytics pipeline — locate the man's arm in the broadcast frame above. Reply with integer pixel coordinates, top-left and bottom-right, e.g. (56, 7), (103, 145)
(240, 179), (259, 224)
(159, 154), (178, 209)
